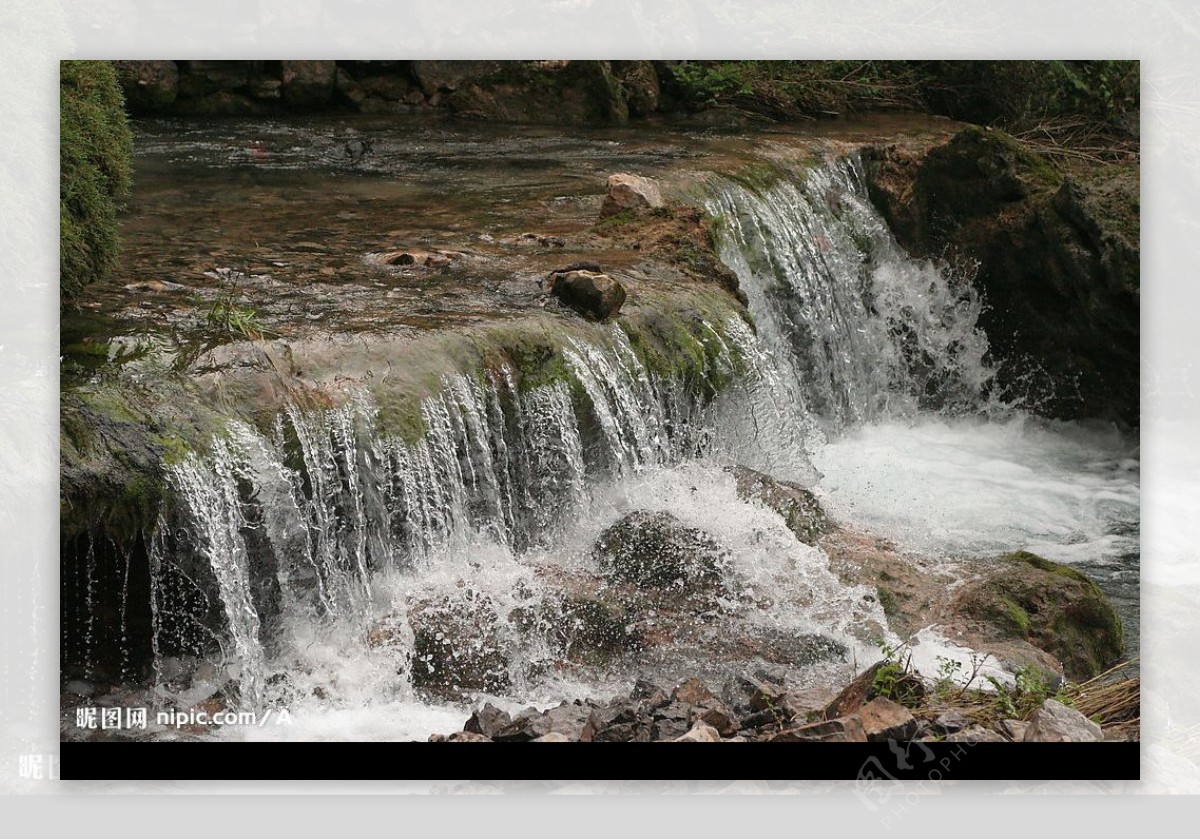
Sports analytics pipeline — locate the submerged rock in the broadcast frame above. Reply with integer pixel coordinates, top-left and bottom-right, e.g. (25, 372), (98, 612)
(546, 269), (626, 321)
(592, 510), (727, 590)
(408, 594), (512, 698)
(601, 173), (666, 218)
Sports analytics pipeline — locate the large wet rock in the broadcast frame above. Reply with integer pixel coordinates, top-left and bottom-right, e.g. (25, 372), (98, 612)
(546, 269), (626, 321)
(592, 510), (728, 590)
(727, 465), (828, 545)
(950, 551), (1123, 680)
(863, 126), (1138, 426)
(548, 595), (641, 663)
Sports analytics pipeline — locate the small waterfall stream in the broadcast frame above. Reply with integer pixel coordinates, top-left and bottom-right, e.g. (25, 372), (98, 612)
(120, 154), (1137, 737)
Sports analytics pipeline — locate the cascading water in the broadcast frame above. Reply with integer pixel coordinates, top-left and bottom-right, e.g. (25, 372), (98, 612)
(136, 153), (1136, 739)
(707, 155), (1139, 657)
(705, 156), (994, 430)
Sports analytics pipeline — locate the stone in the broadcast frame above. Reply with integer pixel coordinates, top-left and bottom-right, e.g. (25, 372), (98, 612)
(673, 721), (722, 742)
(380, 249), (458, 268)
(934, 710), (971, 734)
(824, 662), (885, 718)
(408, 594), (511, 697)
(592, 510), (727, 590)
(857, 697), (918, 742)
(631, 678), (666, 701)
(601, 173), (665, 218)
(333, 68), (367, 108)
(531, 732), (571, 742)
(951, 551), (1123, 680)
(1023, 699), (1103, 742)
(411, 60), (504, 96)
(445, 731), (491, 742)
(464, 703), (512, 739)
(672, 677), (716, 706)
(612, 61), (660, 117)
(546, 270), (626, 321)
(583, 703), (651, 742)
(550, 595), (640, 661)
(692, 701), (739, 738)
(725, 465), (829, 545)
(177, 60), (252, 97)
(769, 716), (867, 743)
(113, 61), (179, 111)
(945, 725), (1007, 743)
(651, 701), (694, 741)
(493, 702), (593, 743)
(1000, 718), (1030, 741)
(280, 61), (336, 108)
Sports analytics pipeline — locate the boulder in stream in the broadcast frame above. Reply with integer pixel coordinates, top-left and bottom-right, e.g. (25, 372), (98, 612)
(546, 269), (626, 321)
(601, 173), (666, 218)
(592, 510), (727, 591)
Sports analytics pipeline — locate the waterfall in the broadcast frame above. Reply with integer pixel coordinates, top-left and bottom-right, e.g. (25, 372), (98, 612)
(159, 324), (747, 702)
(705, 155), (995, 429)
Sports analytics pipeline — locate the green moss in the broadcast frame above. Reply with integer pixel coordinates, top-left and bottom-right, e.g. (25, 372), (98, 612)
(731, 160), (786, 193)
(593, 209), (639, 231)
(997, 596), (1032, 636)
(876, 585), (899, 618)
(1004, 550), (1091, 583)
(60, 61), (133, 304)
(150, 432), (193, 467)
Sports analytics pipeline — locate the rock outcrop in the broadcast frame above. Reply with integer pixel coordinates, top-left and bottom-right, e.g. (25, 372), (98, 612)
(863, 126), (1139, 426)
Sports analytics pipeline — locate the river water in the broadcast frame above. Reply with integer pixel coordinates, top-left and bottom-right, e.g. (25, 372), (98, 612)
(63, 117), (1138, 741)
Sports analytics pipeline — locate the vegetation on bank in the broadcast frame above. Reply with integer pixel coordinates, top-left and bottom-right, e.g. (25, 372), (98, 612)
(60, 60), (133, 304)
(665, 60), (1138, 160)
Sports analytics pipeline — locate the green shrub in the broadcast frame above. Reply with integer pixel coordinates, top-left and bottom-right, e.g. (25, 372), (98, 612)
(60, 60), (133, 304)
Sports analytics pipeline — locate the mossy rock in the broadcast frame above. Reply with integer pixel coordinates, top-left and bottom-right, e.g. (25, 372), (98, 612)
(593, 510), (728, 591)
(726, 464), (829, 545)
(953, 550), (1122, 680)
(863, 126), (1138, 426)
(60, 60), (133, 304)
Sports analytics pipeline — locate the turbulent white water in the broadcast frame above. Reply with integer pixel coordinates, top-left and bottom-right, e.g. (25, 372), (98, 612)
(148, 154), (1138, 739)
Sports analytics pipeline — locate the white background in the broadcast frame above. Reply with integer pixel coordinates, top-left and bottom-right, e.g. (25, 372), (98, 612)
(2, 0), (1198, 834)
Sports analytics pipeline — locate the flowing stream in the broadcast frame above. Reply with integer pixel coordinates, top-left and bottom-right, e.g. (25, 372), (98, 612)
(75, 129), (1138, 741)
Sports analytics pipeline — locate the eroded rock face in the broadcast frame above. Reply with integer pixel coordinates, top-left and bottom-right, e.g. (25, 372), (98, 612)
(601, 173), (666, 218)
(546, 269), (626, 321)
(863, 126), (1139, 426)
(592, 510), (727, 590)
